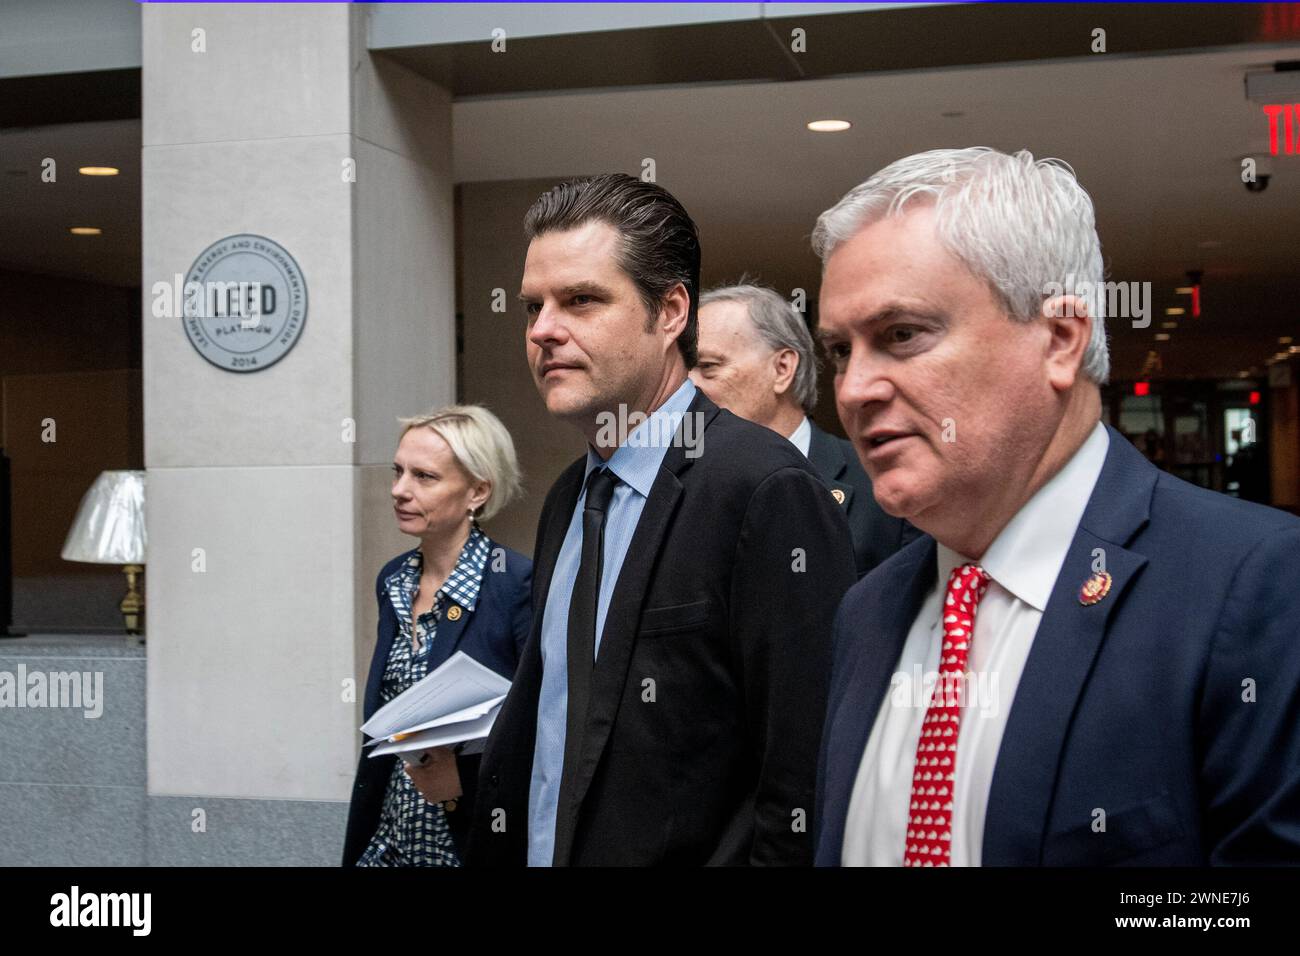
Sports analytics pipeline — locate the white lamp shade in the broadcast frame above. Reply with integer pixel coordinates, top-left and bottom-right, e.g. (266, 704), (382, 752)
(61, 470), (147, 564)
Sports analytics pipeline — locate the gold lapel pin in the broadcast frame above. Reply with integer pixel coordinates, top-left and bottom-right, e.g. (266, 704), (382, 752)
(831, 488), (846, 505)
(446, 605), (463, 621)
(1078, 571), (1112, 606)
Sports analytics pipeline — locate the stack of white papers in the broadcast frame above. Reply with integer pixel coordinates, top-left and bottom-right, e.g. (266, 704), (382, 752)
(361, 651), (511, 759)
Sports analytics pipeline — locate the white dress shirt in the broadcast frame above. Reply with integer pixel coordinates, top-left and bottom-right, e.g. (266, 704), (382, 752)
(842, 421), (1110, 866)
(788, 416), (812, 457)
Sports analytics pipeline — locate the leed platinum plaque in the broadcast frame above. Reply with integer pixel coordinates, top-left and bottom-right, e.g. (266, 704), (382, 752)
(182, 234), (307, 372)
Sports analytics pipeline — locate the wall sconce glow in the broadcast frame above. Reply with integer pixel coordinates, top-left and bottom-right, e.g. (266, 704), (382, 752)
(807, 119), (852, 132)
(1154, 333), (1171, 341)
(1175, 286), (1194, 295)
(1161, 321), (1178, 330)
(69, 227), (102, 235)
(78, 166), (119, 176)
(1165, 307), (1185, 316)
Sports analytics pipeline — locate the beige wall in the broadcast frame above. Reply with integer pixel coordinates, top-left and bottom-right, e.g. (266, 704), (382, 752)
(457, 179), (587, 557)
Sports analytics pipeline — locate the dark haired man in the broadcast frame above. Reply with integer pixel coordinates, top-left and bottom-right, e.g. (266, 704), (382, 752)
(467, 173), (857, 866)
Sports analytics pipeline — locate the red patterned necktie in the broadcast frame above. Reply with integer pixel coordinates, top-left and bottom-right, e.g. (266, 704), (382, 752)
(904, 563), (991, 867)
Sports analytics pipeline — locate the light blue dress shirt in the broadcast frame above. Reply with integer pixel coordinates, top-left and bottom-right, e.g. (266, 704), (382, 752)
(527, 377), (698, 866)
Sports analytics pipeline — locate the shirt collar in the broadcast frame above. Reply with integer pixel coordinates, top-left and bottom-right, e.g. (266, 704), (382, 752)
(443, 524), (490, 611)
(384, 523), (491, 613)
(583, 377), (697, 499)
(788, 416), (812, 457)
(936, 421), (1109, 612)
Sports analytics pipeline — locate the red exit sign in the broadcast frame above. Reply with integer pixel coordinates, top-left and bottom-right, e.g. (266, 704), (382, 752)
(1263, 104), (1300, 154)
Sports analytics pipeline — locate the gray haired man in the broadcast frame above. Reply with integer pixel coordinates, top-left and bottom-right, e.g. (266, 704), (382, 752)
(691, 283), (917, 578)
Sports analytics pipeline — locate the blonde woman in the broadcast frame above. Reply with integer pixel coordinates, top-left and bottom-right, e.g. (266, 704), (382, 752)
(343, 405), (531, 867)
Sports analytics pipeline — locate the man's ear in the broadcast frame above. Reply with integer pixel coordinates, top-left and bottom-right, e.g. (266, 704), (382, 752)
(772, 348), (799, 396)
(658, 282), (691, 352)
(1042, 294), (1091, 392)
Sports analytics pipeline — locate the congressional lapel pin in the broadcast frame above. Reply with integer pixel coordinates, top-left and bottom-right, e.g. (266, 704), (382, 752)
(831, 488), (846, 505)
(446, 605), (463, 621)
(1078, 571), (1112, 606)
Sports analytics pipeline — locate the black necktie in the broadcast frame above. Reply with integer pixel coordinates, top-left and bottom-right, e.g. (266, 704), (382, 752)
(562, 467), (619, 776)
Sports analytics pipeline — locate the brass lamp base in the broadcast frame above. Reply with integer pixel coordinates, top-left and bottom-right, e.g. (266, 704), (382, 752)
(121, 563), (145, 644)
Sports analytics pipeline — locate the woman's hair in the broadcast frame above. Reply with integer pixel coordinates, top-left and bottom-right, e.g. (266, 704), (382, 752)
(396, 404), (523, 522)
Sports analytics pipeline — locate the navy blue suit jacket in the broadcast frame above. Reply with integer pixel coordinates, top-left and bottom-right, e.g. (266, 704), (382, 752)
(341, 537), (532, 865)
(816, 425), (1300, 866)
(806, 422), (922, 578)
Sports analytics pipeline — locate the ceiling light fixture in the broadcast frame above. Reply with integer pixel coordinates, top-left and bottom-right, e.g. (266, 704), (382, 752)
(807, 119), (851, 132)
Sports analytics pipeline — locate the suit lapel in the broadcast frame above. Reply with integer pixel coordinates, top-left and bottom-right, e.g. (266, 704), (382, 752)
(480, 462), (583, 779)
(806, 425), (847, 480)
(821, 538), (935, 860)
(364, 552), (416, 721)
(982, 427), (1156, 865)
(807, 425), (855, 511)
(551, 391), (719, 865)
(425, 606), (469, 673)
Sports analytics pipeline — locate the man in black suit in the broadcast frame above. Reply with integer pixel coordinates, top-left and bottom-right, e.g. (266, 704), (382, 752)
(467, 174), (857, 866)
(691, 283), (917, 578)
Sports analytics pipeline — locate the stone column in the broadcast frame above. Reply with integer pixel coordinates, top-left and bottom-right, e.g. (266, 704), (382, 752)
(141, 2), (452, 861)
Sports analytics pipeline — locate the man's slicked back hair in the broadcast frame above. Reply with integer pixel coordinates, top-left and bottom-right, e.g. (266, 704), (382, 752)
(524, 173), (701, 368)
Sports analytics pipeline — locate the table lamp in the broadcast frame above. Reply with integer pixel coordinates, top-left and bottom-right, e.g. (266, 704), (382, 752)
(61, 470), (147, 639)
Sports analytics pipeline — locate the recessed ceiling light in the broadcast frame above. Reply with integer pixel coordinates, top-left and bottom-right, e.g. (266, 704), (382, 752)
(1161, 321), (1178, 330)
(78, 166), (119, 176)
(1165, 307), (1185, 316)
(1154, 333), (1171, 341)
(807, 119), (851, 132)
(69, 227), (102, 235)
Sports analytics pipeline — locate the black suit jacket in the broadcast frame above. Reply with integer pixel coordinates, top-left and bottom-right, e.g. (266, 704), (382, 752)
(805, 423), (920, 578)
(465, 389), (858, 866)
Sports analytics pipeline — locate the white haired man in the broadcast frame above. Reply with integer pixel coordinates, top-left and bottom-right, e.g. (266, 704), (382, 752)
(814, 147), (1300, 866)
(691, 283), (917, 577)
